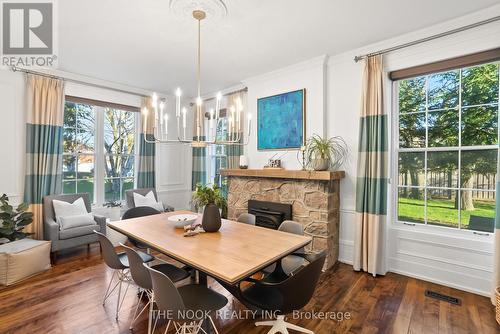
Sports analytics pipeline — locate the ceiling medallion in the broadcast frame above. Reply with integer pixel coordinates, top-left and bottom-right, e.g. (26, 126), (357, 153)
(169, 0), (228, 20)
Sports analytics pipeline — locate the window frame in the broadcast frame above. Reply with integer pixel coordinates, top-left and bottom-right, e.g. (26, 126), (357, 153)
(391, 61), (500, 236)
(63, 98), (140, 207)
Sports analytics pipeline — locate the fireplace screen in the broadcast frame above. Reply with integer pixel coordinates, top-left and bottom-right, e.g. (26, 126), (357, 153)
(248, 200), (292, 230)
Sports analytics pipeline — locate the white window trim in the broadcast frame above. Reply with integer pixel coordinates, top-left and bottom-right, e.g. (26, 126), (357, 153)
(391, 63), (500, 240)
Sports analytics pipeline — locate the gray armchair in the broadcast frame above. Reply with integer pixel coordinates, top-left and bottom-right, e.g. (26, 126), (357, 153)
(43, 193), (106, 260)
(125, 188), (174, 212)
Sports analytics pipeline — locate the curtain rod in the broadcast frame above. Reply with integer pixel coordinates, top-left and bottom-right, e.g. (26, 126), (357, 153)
(354, 15), (500, 62)
(11, 66), (150, 98)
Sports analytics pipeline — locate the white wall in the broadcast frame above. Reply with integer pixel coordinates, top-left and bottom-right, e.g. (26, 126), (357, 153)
(0, 69), (193, 210)
(241, 55), (328, 170)
(327, 5), (500, 296)
(0, 70), (26, 206)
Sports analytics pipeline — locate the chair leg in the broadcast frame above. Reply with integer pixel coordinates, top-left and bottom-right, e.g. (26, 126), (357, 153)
(148, 291), (154, 334)
(129, 289), (145, 329)
(115, 278), (123, 320)
(51, 251), (57, 264)
(102, 270), (118, 305)
(208, 315), (219, 334)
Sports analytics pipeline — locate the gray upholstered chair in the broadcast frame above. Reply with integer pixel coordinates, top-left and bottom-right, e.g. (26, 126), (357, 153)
(145, 264), (228, 334)
(43, 193), (106, 261)
(237, 213), (256, 225)
(263, 220), (307, 275)
(125, 188), (174, 212)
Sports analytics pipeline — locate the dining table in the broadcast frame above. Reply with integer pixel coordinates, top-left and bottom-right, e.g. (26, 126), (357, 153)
(108, 210), (311, 285)
(107, 210), (311, 332)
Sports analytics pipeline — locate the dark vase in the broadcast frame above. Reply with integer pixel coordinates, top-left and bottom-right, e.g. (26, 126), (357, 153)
(202, 203), (222, 232)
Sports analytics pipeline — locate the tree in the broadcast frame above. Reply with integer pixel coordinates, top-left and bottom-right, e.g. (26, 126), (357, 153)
(398, 63), (499, 210)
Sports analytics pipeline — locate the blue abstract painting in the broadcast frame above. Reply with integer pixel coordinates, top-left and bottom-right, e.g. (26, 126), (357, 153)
(257, 89), (305, 150)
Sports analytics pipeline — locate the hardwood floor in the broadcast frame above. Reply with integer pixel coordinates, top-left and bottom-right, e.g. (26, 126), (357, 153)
(0, 243), (498, 334)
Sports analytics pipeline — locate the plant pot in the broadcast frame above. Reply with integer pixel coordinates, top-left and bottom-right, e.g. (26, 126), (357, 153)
(202, 203), (222, 232)
(311, 158), (329, 171)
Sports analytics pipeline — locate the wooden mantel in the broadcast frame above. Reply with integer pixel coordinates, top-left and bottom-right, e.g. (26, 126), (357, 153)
(220, 168), (345, 181)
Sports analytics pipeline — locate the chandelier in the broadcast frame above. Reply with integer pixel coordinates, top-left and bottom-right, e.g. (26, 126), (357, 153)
(142, 9), (251, 147)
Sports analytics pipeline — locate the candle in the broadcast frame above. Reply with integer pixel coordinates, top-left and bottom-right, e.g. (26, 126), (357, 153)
(159, 100), (165, 132)
(209, 108), (215, 138)
(182, 107), (187, 129)
(247, 113), (252, 136)
(152, 93), (158, 122)
(142, 107), (148, 133)
(236, 97), (242, 131)
(175, 88), (182, 117)
(215, 92), (222, 120)
(182, 107), (187, 139)
(164, 114), (168, 137)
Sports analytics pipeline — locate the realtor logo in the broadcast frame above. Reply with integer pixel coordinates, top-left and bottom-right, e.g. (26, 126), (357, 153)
(1, 0), (57, 67)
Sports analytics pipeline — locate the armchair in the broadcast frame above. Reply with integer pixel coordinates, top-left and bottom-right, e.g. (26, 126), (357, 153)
(43, 193), (106, 261)
(125, 188), (174, 212)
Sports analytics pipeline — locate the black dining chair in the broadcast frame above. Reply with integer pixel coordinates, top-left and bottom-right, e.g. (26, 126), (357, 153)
(226, 251), (326, 334)
(122, 206), (161, 250)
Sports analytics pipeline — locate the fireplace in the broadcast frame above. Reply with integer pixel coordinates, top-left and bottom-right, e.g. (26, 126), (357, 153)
(248, 200), (292, 230)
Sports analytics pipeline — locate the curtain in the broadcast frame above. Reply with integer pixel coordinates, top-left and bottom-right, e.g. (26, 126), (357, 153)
(24, 75), (65, 240)
(492, 179), (500, 304)
(192, 105), (207, 190)
(137, 97), (156, 188)
(353, 55), (388, 276)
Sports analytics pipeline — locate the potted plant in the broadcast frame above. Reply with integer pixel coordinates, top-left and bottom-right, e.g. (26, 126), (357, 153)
(0, 194), (34, 244)
(192, 184), (227, 232)
(305, 134), (348, 171)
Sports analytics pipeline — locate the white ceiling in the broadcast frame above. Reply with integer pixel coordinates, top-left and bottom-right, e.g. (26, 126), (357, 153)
(58, 0), (499, 96)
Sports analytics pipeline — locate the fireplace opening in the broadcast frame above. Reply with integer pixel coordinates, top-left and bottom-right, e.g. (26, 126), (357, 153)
(248, 200), (292, 230)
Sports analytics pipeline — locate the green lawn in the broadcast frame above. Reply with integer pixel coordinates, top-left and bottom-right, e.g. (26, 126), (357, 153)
(398, 197), (495, 231)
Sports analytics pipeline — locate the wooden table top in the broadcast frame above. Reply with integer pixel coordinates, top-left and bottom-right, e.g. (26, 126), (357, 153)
(108, 210), (311, 285)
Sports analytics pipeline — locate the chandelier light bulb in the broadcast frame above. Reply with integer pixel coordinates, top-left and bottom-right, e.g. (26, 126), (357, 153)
(159, 101), (165, 111)
(176, 88), (182, 97)
(216, 92), (222, 101)
(196, 96), (202, 106)
(152, 93), (158, 106)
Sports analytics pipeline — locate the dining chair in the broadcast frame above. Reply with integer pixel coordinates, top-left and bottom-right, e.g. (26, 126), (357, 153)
(122, 206), (161, 250)
(263, 220), (307, 275)
(145, 264), (228, 334)
(94, 231), (154, 320)
(121, 243), (189, 333)
(235, 251), (326, 334)
(237, 213), (256, 225)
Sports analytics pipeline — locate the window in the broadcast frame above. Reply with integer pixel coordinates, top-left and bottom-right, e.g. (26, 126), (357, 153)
(104, 108), (135, 202)
(207, 118), (228, 185)
(62, 99), (138, 205)
(396, 62), (499, 233)
(63, 103), (96, 202)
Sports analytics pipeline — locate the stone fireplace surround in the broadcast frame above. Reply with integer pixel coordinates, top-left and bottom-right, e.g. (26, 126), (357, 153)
(221, 169), (345, 269)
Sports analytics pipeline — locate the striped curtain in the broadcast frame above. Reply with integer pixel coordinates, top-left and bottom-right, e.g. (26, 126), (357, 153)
(192, 105), (207, 190)
(137, 97), (155, 188)
(24, 75), (65, 240)
(354, 55), (388, 276)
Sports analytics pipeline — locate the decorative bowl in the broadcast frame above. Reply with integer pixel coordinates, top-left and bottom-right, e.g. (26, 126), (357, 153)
(167, 214), (198, 228)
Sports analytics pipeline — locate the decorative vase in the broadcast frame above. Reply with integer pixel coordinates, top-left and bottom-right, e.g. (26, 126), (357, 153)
(202, 203), (222, 232)
(311, 158), (329, 171)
